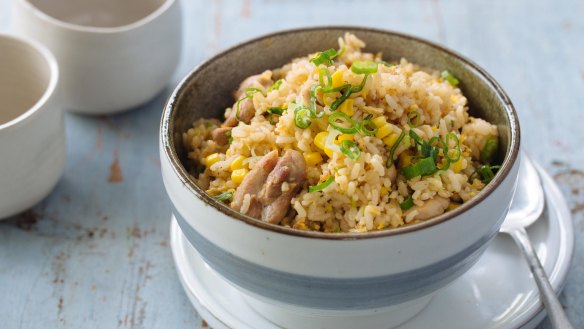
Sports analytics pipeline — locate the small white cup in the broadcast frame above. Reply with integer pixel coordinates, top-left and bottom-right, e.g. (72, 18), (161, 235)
(11, 0), (183, 115)
(0, 33), (65, 220)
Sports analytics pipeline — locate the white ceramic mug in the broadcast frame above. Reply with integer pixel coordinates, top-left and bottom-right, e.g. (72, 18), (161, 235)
(0, 33), (65, 220)
(11, 0), (183, 115)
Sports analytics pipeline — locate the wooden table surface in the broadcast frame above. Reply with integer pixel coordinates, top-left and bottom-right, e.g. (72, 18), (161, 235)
(1, 0), (582, 328)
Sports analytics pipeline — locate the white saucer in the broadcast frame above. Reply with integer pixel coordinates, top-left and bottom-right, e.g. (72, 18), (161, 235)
(170, 164), (574, 329)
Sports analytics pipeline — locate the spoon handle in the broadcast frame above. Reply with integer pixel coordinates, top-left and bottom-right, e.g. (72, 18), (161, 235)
(509, 227), (574, 329)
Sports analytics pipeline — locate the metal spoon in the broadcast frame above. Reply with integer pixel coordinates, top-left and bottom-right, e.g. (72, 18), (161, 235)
(500, 154), (573, 328)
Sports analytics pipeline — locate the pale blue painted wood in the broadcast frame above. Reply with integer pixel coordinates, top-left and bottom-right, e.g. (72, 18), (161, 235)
(0, 0), (582, 328)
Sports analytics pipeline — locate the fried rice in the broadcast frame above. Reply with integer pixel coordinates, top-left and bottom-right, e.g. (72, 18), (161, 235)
(182, 33), (500, 233)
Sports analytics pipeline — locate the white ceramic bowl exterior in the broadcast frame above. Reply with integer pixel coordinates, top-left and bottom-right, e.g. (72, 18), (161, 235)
(0, 34), (64, 219)
(159, 27), (521, 328)
(11, 0), (182, 114)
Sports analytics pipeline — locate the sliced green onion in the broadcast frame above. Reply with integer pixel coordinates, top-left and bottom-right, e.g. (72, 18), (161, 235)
(441, 70), (459, 86)
(407, 110), (422, 127)
(409, 129), (424, 146)
(267, 79), (283, 92)
(351, 60), (379, 74)
(267, 107), (285, 115)
(480, 136), (498, 164)
(309, 176), (335, 193)
(244, 87), (264, 97)
(445, 132), (461, 162)
(330, 85), (353, 111)
(378, 60), (396, 67)
(318, 67), (332, 89)
(309, 84), (325, 118)
(226, 130), (233, 144)
(359, 118), (378, 136)
(294, 106), (312, 129)
(340, 140), (361, 160)
(399, 195), (414, 210)
(213, 191), (233, 202)
(310, 48), (339, 66)
(351, 74), (369, 93)
(402, 157), (438, 179)
(477, 164), (501, 184)
(234, 98), (244, 122)
(328, 112), (358, 134)
(387, 131), (406, 167)
(333, 226), (342, 233)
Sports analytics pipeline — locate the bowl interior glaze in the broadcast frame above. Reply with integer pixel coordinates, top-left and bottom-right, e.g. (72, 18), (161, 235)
(163, 26), (520, 239)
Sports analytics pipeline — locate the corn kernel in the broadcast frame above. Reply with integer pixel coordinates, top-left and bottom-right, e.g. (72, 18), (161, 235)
(204, 153), (221, 167)
(452, 158), (465, 173)
(335, 134), (354, 145)
(371, 116), (387, 128)
(230, 155), (246, 171)
(375, 124), (392, 139)
(367, 205), (381, 215)
(231, 168), (249, 184)
(324, 204), (333, 212)
(380, 187), (388, 196)
(338, 99), (354, 116)
(448, 202), (461, 211)
(376, 222), (385, 230)
(304, 152), (323, 166)
(331, 70), (345, 88)
(361, 89), (367, 101)
(324, 145), (334, 158)
(314, 131), (328, 150)
(383, 133), (399, 147)
(399, 152), (413, 167)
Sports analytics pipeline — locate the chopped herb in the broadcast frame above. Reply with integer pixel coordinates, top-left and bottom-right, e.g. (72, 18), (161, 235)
(330, 84), (353, 111)
(309, 176), (335, 193)
(339, 140), (361, 160)
(267, 79), (283, 91)
(359, 118), (378, 136)
(328, 111), (358, 134)
(213, 191), (233, 202)
(309, 84), (325, 118)
(477, 164), (501, 184)
(400, 195), (414, 210)
(318, 67), (333, 89)
(387, 131), (406, 167)
(445, 132), (461, 163)
(226, 130), (233, 144)
(402, 157), (438, 179)
(407, 110), (422, 127)
(351, 60), (379, 74)
(441, 70), (459, 86)
(378, 60), (396, 67)
(480, 136), (498, 164)
(267, 107), (285, 115)
(294, 105), (312, 129)
(310, 48), (340, 66)
(333, 226), (342, 233)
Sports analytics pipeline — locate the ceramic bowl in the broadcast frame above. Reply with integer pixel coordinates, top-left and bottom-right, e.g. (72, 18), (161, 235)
(11, 0), (182, 115)
(0, 33), (65, 220)
(160, 27), (521, 329)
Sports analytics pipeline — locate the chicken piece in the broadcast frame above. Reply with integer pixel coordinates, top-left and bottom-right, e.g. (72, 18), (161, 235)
(232, 150), (279, 216)
(233, 71), (273, 100)
(259, 150), (306, 224)
(404, 196), (449, 221)
(210, 127), (232, 146)
(223, 98), (255, 127)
